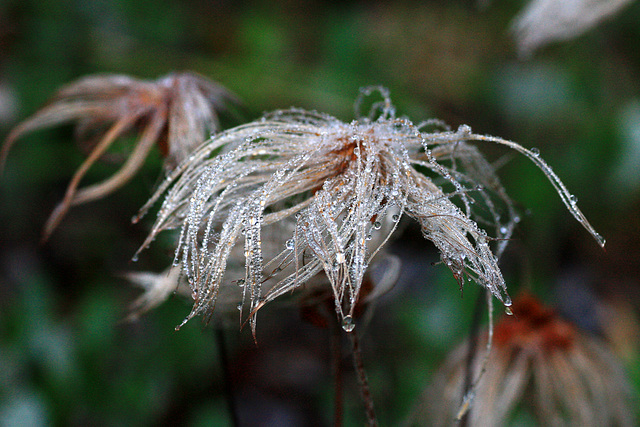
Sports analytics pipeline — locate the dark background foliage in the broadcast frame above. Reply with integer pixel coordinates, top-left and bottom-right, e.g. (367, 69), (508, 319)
(1, 0), (639, 425)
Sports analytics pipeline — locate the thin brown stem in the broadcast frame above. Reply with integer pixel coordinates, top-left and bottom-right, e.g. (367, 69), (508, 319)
(459, 290), (485, 427)
(330, 313), (344, 427)
(348, 331), (378, 427)
(216, 328), (240, 427)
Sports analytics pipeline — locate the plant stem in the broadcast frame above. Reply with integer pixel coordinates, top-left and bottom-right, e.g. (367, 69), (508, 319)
(459, 291), (485, 427)
(348, 330), (378, 426)
(216, 328), (240, 427)
(331, 316), (344, 427)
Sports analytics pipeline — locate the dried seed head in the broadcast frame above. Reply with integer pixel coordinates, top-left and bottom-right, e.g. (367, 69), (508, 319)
(136, 88), (604, 334)
(1, 72), (240, 239)
(408, 293), (636, 426)
(511, 0), (634, 58)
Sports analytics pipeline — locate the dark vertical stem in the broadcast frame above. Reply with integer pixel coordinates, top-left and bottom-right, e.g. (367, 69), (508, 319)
(348, 331), (378, 427)
(216, 328), (240, 427)
(331, 317), (344, 427)
(459, 291), (485, 427)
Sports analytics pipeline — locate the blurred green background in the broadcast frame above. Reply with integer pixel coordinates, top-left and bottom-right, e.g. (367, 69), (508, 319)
(1, 0), (639, 425)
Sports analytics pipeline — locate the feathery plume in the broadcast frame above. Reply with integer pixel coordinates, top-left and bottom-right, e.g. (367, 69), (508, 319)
(511, 0), (635, 58)
(407, 293), (636, 426)
(135, 87), (604, 334)
(1, 72), (239, 239)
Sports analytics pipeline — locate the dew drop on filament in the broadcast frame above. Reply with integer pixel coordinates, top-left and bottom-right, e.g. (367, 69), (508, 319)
(342, 315), (355, 332)
(286, 238), (295, 250)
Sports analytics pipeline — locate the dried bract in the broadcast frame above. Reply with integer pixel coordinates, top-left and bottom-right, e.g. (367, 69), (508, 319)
(408, 293), (636, 426)
(136, 88), (604, 334)
(1, 72), (239, 239)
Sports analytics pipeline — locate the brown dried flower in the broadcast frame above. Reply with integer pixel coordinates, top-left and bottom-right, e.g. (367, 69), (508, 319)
(407, 293), (636, 426)
(134, 88), (604, 334)
(1, 72), (239, 239)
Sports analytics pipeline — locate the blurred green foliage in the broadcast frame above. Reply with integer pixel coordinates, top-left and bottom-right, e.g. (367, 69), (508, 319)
(1, 0), (639, 425)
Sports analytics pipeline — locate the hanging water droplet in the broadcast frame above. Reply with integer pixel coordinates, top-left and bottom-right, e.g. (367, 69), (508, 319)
(530, 147), (540, 156)
(236, 303), (243, 311)
(569, 194), (578, 204)
(505, 306), (513, 315)
(342, 315), (355, 332)
(392, 214), (400, 222)
(372, 221), (381, 230)
(499, 226), (508, 235)
(237, 279), (245, 287)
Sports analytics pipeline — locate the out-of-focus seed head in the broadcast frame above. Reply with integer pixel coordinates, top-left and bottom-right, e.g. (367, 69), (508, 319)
(511, 0), (634, 58)
(408, 293), (636, 426)
(1, 72), (240, 239)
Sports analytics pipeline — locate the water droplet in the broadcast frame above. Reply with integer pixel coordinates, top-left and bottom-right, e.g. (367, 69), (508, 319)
(499, 226), (508, 235)
(372, 221), (381, 230)
(286, 239), (295, 250)
(513, 216), (521, 223)
(530, 147), (540, 156)
(457, 124), (472, 135)
(392, 214), (400, 222)
(342, 315), (355, 332)
(237, 279), (245, 287)
(505, 306), (513, 316)
(336, 252), (346, 264)
(569, 194), (578, 204)
(236, 303), (243, 311)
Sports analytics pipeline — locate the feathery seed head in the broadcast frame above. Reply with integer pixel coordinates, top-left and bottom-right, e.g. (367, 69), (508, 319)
(409, 293), (636, 426)
(1, 72), (240, 239)
(136, 88), (604, 334)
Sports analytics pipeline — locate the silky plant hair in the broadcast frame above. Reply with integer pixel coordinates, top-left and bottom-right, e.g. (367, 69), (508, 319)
(134, 87), (605, 335)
